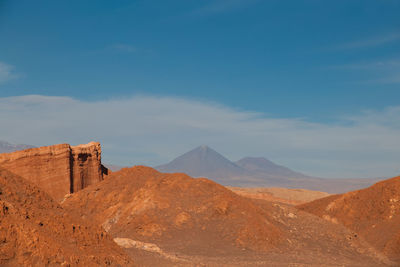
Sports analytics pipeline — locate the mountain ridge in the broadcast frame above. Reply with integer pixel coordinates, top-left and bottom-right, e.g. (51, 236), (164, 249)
(0, 140), (35, 153)
(156, 145), (250, 183)
(235, 156), (309, 179)
(155, 145), (382, 193)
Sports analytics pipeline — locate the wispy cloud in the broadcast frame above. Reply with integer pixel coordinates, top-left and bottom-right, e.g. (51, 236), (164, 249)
(0, 62), (17, 84)
(335, 32), (400, 49)
(336, 60), (400, 70)
(111, 43), (137, 53)
(1, 95), (400, 178)
(193, 0), (259, 16)
(370, 74), (400, 85)
(333, 59), (400, 84)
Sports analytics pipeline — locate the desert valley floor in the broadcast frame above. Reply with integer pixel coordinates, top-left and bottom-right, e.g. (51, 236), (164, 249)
(0, 142), (399, 266)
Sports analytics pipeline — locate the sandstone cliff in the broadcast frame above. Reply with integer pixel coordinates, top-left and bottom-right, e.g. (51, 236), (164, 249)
(0, 142), (107, 201)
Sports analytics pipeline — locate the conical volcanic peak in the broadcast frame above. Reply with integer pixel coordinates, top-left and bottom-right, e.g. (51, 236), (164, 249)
(155, 146), (381, 192)
(237, 157), (284, 169)
(156, 145), (248, 179)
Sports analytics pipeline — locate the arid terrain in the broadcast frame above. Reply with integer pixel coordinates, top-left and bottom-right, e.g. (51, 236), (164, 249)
(0, 143), (399, 266)
(60, 165), (392, 266)
(298, 176), (400, 263)
(2, 0), (398, 265)
(227, 186), (330, 205)
(0, 167), (131, 266)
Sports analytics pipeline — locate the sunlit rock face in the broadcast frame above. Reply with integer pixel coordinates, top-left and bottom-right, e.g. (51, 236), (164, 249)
(0, 142), (107, 201)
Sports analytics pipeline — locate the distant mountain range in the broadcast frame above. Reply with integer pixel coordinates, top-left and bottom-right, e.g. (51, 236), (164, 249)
(0, 140), (35, 154)
(0, 141), (383, 193)
(104, 164), (126, 172)
(156, 145), (382, 193)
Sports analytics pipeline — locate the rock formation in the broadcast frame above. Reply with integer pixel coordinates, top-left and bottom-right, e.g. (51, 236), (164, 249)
(63, 166), (283, 253)
(0, 167), (132, 266)
(298, 176), (400, 262)
(62, 166), (389, 266)
(0, 142), (107, 201)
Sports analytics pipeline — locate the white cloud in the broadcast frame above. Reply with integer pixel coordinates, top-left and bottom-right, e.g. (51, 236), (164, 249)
(0, 62), (17, 84)
(336, 32), (400, 49)
(1, 94), (400, 179)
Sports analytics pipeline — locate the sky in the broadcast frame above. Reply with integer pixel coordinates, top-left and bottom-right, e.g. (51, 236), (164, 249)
(0, 0), (399, 178)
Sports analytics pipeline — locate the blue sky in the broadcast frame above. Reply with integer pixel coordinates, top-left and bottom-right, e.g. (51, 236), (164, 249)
(0, 0), (400, 178)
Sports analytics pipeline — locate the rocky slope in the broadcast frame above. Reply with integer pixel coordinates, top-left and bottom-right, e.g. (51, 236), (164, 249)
(62, 166), (389, 266)
(298, 176), (400, 262)
(0, 142), (107, 201)
(0, 167), (132, 266)
(63, 166), (283, 253)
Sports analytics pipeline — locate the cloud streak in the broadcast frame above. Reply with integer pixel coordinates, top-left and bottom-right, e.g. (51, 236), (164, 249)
(333, 59), (400, 84)
(111, 44), (137, 53)
(0, 62), (17, 84)
(1, 95), (400, 178)
(336, 32), (400, 49)
(193, 0), (258, 16)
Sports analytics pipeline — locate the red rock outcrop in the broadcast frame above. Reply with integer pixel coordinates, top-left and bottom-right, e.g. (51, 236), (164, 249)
(62, 166), (390, 266)
(297, 176), (400, 262)
(63, 166), (283, 253)
(0, 167), (132, 266)
(0, 142), (107, 201)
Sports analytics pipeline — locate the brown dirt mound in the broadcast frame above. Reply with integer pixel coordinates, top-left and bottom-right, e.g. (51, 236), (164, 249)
(62, 166), (391, 266)
(227, 186), (330, 205)
(63, 166), (283, 254)
(298, 176), (400, 261)
(0, 167), (132, 266)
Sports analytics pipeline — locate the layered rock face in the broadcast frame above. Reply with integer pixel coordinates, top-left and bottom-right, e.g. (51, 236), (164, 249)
(70, 142), (107, 193)
(0, 142), (107, 201)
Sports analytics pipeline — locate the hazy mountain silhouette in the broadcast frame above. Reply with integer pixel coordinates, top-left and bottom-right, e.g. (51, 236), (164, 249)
(156, 145), (314, 186)
(0, 140), (35, 153)
(155, 145), (382, 193)
(236, 157), (309, 179)
(156, 145), (250, 184)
